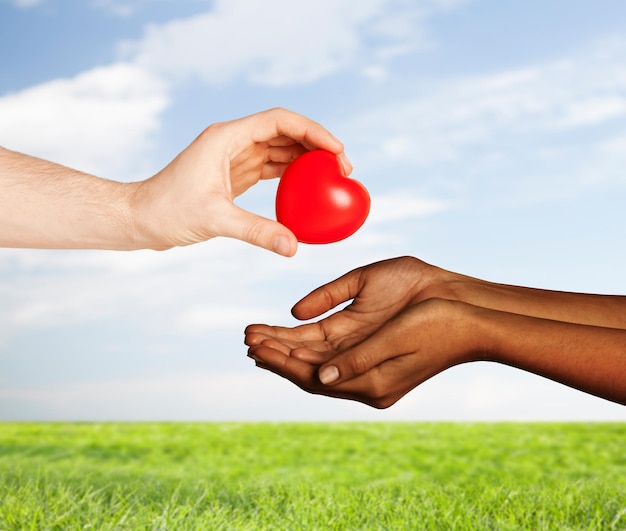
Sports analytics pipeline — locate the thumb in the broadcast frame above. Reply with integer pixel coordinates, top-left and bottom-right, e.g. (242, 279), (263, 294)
(217, 204), (298, 256)
(317, 317), (412, 385)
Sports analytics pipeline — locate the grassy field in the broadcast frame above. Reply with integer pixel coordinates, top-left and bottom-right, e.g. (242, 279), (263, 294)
(0, 422), (625, 530)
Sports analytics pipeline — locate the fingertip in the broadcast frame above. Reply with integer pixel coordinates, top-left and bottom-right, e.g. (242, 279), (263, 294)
(244, 333), (260, 347)
(272, 233), (298, 257)
(244, 323), (261, 334)
(290, 299), (316, 321)
(290, 302), (305, 320)
(218, 203), (300, 256)
(244, 323), (267, 338)
(338, 153), (353, 176)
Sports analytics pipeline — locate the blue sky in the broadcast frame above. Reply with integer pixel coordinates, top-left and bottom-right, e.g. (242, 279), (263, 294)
(1, 0), (625, 421)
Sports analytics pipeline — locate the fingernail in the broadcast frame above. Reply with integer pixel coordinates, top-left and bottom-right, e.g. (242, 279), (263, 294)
(319, 365), (339, 385)
(272, 235), (292, 256)
(338, 153), (352, 176)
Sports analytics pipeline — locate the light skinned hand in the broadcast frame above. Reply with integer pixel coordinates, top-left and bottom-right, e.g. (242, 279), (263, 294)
(132, 107), (352, 255)
(1, 107), (351, 255)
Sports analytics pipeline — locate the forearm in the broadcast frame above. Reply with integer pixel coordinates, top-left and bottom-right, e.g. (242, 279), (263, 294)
(433, 266), (626, 329)
(476, 305), (626, 404)
(0, 147), (142, 250)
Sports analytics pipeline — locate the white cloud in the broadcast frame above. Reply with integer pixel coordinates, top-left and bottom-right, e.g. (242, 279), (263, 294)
(0, 219), (409, 341)
(175, 304), (283, 333)
(0, 237), (309, 332)
(0, 371), (291, 420)
(0, 244), (234, 332)
(8, 0), (43, 8)
(1, 364), (624, 421)
(0, 62), (169, 179)
(387, 364), (626, 421)
(361, 64), (389, 82)
(347, 39), (626, 169)
(91, 0), (141, 17)
(555, 96), (626, 128)
(368, 192), (450, 224)
(121, 0), (456, 87)
(338, 37), (626, 207)
(0, 0), (472, 183)
(598, 132), (626, 154)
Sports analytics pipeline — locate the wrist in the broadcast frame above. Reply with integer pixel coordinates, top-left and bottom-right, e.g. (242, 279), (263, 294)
(125, 178), (179, 251)
(435, 271), (501, 311)
(413, 260), (474, 304)
(416, 298), (489, 366)
(449, 300), (494, 365)
(118, 180), (152, 250)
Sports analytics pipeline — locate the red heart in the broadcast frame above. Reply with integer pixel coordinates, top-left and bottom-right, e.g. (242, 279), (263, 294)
(276, 150), (370, 244)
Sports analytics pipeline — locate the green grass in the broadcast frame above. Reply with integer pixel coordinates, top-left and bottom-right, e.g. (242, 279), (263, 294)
(1, 422), (625, 530)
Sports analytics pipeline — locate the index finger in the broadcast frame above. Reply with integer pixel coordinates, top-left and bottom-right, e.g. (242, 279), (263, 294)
(244, 321), (327, 345)
(245, 108), (353, 175)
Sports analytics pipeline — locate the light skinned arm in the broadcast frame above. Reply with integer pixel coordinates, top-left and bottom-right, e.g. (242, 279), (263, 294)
(0, 107), (351, 255)
(245, 256), (626, 408)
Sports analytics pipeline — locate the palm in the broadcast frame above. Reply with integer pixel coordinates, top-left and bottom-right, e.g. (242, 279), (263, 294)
(247, 257), (426, 362)
(229, 138), (308, 198)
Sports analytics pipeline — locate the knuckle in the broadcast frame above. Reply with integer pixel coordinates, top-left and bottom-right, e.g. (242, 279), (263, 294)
(244, 219), (269, 245)
(398, 255), (417, 266)
(419, 297), (454, 318)
(264, 106), (287, 118)
(348, 352), (371, 376)
(321, 288), (336, 310)
(202, 121), (226, 137)
(368, 379), (388, 401)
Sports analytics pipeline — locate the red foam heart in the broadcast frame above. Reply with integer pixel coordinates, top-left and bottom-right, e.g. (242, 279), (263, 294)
(276, 150), (370, 244)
